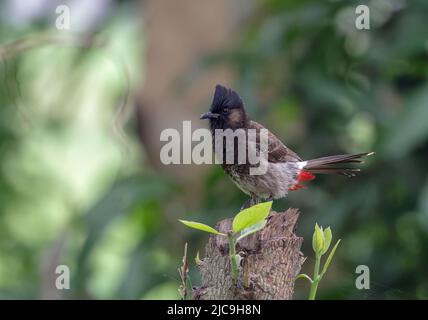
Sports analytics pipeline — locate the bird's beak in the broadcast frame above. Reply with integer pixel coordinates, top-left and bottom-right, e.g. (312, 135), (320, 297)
(200, 112), (219, 120)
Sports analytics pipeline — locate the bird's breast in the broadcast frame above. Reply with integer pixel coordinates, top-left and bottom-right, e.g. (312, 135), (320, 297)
(223, 162), (301, 199)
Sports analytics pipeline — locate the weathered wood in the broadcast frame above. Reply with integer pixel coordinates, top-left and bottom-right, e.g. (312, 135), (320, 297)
(194, 209), (304, 300)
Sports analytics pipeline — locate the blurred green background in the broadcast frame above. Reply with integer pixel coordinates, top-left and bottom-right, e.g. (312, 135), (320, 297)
(0, 0), (427, 299)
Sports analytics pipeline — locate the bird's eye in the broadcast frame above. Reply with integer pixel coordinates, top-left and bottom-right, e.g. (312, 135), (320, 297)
(222, 108), (229, 114)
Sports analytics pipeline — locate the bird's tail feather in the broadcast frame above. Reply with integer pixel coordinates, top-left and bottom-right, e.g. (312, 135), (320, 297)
(304, 152), (374, 177)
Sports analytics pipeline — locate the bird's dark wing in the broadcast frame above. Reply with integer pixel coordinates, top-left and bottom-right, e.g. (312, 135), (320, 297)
(247, 120), (302, 163)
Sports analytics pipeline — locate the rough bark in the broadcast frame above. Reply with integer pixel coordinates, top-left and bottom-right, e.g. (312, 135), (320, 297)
(194, 209), (305, 300)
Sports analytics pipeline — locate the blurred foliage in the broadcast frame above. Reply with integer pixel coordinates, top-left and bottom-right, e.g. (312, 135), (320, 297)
(0, 0), (427, 300)
(0, 2), (184, 299)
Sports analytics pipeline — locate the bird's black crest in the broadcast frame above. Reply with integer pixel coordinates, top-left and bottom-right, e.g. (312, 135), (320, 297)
(210, 84), (243, 112)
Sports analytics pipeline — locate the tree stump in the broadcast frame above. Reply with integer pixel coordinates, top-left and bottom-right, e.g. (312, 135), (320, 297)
(194, 208), (305, 300)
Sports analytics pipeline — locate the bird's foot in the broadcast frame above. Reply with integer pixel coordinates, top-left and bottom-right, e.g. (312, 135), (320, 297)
(240, 197), (261, 210)
(240, 196), (273, 211)
(240, 198), (253, 211)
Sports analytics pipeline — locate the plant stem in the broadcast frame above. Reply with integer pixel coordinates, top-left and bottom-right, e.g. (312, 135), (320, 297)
(308, 253), (321, 300)
(227, 233), (239, 282)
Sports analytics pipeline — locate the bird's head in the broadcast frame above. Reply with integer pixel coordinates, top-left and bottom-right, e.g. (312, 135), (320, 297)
(200, 84), (248, 131)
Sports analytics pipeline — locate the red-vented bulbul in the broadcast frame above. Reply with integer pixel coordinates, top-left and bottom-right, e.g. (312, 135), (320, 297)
(200, 85), (373, 208)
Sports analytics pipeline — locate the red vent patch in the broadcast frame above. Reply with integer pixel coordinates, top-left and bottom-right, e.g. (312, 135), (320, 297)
(289, 171), (316, 191)
(297, 170), (315, 182)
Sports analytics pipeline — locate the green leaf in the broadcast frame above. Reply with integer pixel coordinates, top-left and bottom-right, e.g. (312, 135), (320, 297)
(296, 273), (313, 283)
(312, 223), (325, 254)
(236, 219), (267, 242)
(321, 227), (332, 255)
(179, 219), (225, 236)
(321, 239), (341, 277)
(232, 201), (272, 233)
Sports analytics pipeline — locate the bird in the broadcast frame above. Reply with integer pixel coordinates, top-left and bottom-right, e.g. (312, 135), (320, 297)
(200, 84), (373, 209)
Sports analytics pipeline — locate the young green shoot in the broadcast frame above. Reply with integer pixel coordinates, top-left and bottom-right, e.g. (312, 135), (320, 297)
(179, 201), (272, 282)
(296, 223), (341, 300)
